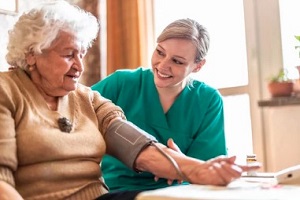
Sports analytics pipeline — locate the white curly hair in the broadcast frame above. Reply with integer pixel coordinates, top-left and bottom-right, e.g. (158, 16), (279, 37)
(6, 0), (99, 70)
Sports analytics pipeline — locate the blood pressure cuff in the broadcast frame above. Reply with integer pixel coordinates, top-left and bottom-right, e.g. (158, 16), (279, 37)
(105, 119), (157, 170)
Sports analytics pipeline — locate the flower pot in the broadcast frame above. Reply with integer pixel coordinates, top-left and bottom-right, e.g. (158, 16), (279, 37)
(268, 82), (294, 97)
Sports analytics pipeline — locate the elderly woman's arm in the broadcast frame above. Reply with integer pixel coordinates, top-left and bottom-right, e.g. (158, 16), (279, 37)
(95, 92), (260, 186)
(104, 118), (260, 186)
(0, 181), (23, 200)
(135, 143), (259, 186)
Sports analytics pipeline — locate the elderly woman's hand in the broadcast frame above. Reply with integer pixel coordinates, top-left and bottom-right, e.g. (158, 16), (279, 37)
(137, 141), (261, 187)
(183, 155), (260, 186)
(0, 181), (23, 200)
(154, 139), (261, 186)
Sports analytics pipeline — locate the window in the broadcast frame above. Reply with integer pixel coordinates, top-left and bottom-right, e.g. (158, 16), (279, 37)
(279, 0), (300, 79)
(154, 0), (248, 89)
(0, 0), (18, 14)
(153, 0), (252, 163)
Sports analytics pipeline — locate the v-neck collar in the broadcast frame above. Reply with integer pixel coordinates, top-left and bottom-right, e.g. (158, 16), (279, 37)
(143, 71), (168, 128)
(16, 69), (75, 126)
(144, 70), (188, 129)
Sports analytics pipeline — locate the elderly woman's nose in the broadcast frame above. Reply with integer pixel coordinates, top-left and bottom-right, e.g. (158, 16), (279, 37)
(72, 54), (84, 71)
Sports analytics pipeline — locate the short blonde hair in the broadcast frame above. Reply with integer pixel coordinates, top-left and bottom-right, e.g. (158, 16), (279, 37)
(157, 18), (210, 63)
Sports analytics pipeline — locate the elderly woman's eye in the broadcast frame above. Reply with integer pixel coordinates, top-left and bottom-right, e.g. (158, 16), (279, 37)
(64, 54), (74, 58)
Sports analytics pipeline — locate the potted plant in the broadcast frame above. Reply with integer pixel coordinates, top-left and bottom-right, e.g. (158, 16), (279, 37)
(295, 35), (300, 58)
(268, 68), (294, 97)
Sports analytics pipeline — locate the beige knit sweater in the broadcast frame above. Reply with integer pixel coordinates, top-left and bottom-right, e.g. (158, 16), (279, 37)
(0, 69), (125, 200)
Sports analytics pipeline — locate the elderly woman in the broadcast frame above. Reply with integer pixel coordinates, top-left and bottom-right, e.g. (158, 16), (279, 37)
(0, 1), (259, 200)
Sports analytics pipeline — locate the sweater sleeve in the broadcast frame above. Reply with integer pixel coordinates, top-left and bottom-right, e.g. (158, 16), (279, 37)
(92, 90), (126, 136)
(0, 75), (17, 187)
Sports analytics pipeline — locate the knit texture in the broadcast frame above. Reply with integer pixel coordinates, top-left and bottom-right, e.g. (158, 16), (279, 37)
(0, 69), (125, 199)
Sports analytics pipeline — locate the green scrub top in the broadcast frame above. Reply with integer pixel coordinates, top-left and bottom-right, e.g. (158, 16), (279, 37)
(91, 67), (227, 191)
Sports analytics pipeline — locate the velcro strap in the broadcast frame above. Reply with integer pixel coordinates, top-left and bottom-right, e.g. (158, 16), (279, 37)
(105, 119), (157, 170)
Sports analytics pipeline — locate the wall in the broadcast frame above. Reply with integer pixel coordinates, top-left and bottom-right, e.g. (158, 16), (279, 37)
(263, 105), (300, 172)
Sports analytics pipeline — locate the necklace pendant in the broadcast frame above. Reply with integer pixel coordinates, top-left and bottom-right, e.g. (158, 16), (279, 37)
(58, 117), (73, 133)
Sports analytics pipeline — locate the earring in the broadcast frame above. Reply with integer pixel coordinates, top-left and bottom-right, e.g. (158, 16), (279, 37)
(28, 65), (35, 71)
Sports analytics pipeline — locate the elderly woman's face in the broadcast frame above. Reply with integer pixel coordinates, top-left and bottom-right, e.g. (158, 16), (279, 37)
(28, 31), (86, 97)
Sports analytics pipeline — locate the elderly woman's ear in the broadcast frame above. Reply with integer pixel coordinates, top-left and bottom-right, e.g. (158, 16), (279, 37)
(26, 52), (36, 65)
(26, 52), (36, 71)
